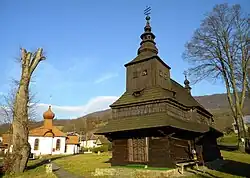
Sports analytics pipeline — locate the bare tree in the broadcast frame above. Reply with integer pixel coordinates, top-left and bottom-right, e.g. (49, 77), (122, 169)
(183, 4), (249, 150)
(3, 48), (45, 173)
(0, 81), (38, 125)
(78, 118), (96, 150)
(248, 55), (250, 96)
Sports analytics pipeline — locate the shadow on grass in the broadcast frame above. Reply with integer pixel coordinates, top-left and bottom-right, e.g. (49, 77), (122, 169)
(186, 159), (250, 178)
(104, 158), (111, 163)
(27, 154), (76, 170)
(217, 144), (238, 151)
(186, 168), (218, 178)
(205, 159), (250, 177)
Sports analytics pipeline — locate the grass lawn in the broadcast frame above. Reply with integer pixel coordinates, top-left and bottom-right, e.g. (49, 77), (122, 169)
(217, 133), (238, 145)
(54, 151), (250, 178)
(1, 156), (57, 178)
(54, 152), (111, 177)
(186, 150), (250, 178)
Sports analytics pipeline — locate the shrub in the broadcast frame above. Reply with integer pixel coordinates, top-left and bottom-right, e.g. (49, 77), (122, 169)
(217, 133), (238, 145)
(92, 145), (108, 153)
(80, 147), (92, 152)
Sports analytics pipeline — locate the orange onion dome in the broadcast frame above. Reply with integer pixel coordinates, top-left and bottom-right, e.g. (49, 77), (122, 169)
(43, 106), (55, 120)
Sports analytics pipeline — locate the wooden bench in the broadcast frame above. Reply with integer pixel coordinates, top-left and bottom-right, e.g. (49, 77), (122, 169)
(176, 160), (199, 174)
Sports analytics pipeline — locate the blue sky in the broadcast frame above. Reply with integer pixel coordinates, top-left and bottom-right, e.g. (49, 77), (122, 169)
(0, 0), (249, 120)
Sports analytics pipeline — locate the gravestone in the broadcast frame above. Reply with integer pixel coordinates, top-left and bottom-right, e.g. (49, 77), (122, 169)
(45, 159), (52, 173)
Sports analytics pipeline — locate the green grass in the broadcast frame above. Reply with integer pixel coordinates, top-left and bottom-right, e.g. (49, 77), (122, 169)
(217, 133), (238, 145)
(54, 152), (111, 178)
(54, 151), (250, 178)
(186, 150), (250, 178)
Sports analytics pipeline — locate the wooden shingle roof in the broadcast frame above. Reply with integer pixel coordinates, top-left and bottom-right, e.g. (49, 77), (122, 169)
(95, 112), (210, 134)
(110, 79), (210, 115)
(170, 79), (206, 109)
(125, 53), (171, 69)
(111, 86), (173, 107)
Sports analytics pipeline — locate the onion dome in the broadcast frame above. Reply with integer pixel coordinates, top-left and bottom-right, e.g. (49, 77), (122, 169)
(184, 78), (190, 86)
(43, 106), (55, 120)
(137, 14), (158, 55)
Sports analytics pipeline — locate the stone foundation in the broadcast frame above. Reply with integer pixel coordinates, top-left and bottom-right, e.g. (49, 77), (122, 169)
(93, 167), (179, 178)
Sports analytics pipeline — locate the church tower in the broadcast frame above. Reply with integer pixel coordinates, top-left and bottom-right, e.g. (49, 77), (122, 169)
(124, 13), (171, 93)
(96, 8), (222, 168)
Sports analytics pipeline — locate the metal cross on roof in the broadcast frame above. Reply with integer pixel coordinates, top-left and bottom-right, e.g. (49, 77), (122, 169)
(144, 6), (151, 16)
(183, 70), (188, 79)
(49, 95), (52, 106)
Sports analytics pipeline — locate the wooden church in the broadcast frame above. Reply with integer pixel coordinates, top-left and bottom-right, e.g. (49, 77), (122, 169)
(96, 13), (222, 168)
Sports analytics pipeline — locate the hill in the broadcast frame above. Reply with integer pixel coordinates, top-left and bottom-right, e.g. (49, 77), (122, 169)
(0, 93), (249, 135)
(195, 93), (250, 131)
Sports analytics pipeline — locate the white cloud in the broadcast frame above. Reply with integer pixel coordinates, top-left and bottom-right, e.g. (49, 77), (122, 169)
(33, 95), (119, 120)
(0, 95), (118, 122)
(94, 73), (118, 84)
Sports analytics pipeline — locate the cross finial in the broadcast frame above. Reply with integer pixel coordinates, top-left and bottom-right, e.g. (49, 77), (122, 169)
(49, 95), (52, 106)
(183, 70), (188, 79)
(144, 6), (151, 22)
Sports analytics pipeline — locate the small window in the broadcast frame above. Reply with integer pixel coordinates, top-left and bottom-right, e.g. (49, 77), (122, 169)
(56, 139), (61, 151)
(133, 71), (138, 78)
(132, 90), (142, 97)
(34, 139), (39, 150)
(164, 73), (168, 79)
(159, 70), (163, 77)
(142, 70), (147, 76)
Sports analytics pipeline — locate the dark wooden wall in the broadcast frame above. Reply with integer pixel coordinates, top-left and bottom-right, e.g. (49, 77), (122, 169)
(155, 59), (171, 90)
(168, 137), (193, 163)
(126, 60), (154, 92)
(111, 139), (128, 166)
(111, 136), (194, 168)
(148, 137), (175, 168)
(201, 135), (222, 162)
(125, 58), (171, 92)
(109, 128), (222, 167)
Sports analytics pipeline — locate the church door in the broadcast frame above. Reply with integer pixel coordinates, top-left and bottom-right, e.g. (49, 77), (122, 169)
(128, 137), (149, 163)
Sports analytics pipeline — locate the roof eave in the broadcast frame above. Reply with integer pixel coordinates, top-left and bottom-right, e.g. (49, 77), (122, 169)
(124, 56), (171, 69)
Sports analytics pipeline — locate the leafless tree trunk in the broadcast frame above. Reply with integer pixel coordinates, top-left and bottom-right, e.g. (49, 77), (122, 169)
(4, 48), (45, 173)
(183, 4), (249, 151)
(79, 119), (91, 150)
(0, 83), (37, 164)
(247, 55), (250, 97)
(83, 119), (88, 149)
